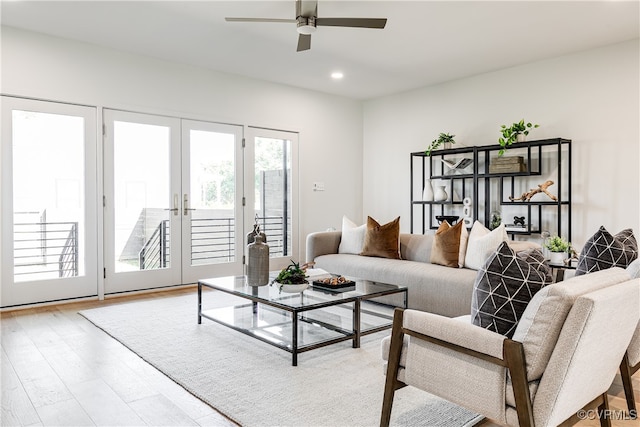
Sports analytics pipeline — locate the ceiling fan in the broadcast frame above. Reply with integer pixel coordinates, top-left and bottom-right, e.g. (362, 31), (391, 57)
(225, 0), (387, 52)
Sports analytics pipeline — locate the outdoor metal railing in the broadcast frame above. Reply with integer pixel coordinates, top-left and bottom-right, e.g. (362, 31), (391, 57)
(138, 215), (288, 269)
(139, 220), (169, 270)
(13, 220), (79, 278)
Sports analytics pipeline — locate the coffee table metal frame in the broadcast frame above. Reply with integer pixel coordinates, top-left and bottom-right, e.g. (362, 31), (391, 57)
(197, 276), (408, 366)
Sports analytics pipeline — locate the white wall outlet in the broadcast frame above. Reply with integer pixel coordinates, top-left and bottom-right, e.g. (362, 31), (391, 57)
(313, 182), (325, 192)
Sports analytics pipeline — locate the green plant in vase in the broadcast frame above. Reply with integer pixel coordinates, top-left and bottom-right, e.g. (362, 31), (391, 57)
(498, 119), (539, 156)
(272, 260), (308, 292)
(544, 235), (570, 265)
(425, 133), (456, 156)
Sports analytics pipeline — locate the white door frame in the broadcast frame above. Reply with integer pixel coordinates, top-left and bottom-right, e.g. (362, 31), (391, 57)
(1, 96), (98, 307)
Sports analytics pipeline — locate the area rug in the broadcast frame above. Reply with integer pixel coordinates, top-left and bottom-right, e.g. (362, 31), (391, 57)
(80, 292), (483, 427)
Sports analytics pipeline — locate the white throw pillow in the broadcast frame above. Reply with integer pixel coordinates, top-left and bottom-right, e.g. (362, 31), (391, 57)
(338, 216), (366, 254)
(627, 258), (640, 278)
(464, 221), (508, 270)
(458, 224), (469, 268)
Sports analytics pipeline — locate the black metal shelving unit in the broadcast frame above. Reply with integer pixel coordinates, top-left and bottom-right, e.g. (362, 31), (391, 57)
(410, 138), (572, 241)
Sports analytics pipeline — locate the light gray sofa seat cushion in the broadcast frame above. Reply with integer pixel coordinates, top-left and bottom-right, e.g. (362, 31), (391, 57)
(314, 253), (478, 317)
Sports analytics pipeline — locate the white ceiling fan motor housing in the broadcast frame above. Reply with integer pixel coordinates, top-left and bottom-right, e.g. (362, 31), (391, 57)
(296, 16), (317, 34)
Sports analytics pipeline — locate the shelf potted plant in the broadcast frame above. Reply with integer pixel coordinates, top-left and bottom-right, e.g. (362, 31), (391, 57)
(544, 235), (570, 265)
(272, 260), (309, 293)
(425, 132), (455, 156)
(498, 120), (539, 156)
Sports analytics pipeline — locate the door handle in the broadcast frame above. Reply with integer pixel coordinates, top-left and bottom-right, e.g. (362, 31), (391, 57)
(164, 194), (179, 216)
(183, 194), (196, 216)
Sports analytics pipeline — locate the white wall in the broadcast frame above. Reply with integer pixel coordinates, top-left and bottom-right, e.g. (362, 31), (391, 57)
(363, 39), (640, 247)
(0, 26), (365, 263)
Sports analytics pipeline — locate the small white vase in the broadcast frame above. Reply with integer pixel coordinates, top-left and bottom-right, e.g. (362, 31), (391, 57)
(549, 251), (566, 265)
(517, 133), (526, 143)
(434, 185), (448, 202)
(422, 179), (434, 201)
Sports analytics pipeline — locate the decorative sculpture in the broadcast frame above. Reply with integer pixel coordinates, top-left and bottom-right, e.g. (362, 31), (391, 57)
(513, 216), (526, 226)
(509, 180), (558, 202)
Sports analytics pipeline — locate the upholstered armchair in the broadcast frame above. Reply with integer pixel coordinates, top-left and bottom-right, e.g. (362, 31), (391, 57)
(381, 268), (639, 427)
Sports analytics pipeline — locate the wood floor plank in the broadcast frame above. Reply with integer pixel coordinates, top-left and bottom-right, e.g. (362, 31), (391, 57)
(34, 398), (95, 426)
(1, 348), (41, 426)
(67, 378), (145, 426)
(128, 394), (200, 426)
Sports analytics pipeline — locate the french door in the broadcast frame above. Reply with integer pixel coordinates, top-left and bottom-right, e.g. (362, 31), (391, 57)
(245, 127), (299, 272)
(103, 110), (248, 293)
(1, 97), (98, 307)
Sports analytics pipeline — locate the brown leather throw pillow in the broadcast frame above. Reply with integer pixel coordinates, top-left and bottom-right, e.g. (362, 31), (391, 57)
(430, 220), (463, 267)
(360, 216), (401, 259)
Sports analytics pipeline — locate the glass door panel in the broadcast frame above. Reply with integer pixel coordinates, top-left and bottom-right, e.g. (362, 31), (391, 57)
(181, 120), (243, 283)
(103, 110), (181, 293)
(1, 97), (97, 307)
(245, 127), (299, 271)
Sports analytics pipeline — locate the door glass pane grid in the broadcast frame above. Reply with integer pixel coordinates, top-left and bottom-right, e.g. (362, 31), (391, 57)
(113, 121), (171, 272)
(189, 130), (236, 266)
(12, 110), (85, 282)
(255, 137), (292, 258)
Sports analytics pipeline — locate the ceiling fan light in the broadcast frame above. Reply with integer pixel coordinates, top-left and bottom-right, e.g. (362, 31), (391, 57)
(297, 24), (317, 35)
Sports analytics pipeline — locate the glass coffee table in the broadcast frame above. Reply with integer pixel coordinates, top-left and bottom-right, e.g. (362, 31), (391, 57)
(197, 275), (407, 366)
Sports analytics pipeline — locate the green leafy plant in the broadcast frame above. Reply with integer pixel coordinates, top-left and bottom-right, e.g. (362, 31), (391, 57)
(544, 235), (570, 253)
(273, 260), (308, 285)
(498, 120), (539, 156)
(425, 133), (456, 156)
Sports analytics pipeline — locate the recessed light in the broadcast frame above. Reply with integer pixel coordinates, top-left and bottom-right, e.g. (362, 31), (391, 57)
(331, 72), (344, 80)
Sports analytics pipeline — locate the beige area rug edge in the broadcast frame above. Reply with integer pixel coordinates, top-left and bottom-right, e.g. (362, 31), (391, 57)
(79, 292), (483, 427)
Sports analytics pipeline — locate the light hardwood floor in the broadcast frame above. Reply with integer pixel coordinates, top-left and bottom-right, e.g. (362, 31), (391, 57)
(1, 287), (638, 426)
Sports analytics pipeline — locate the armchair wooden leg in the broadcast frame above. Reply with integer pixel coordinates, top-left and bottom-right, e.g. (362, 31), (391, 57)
(598, 392), (612, 427)
(619, 353), (638, 417)
(380, 308), (407, 427)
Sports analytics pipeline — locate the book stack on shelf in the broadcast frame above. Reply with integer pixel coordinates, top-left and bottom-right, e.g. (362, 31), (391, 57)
(489, 156), (526, 173)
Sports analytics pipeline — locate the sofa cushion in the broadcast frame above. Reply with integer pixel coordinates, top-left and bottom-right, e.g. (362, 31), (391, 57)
(471, 242), (551, 338)
(575, 226), (638, 276)
(361, 216), (401, 259)
(338, 216), (366, 254)
(464, 221), (508, 270)
(511, 267), (631, 380)
(399, 233), (434, 263)
(430, 221), (463, 268)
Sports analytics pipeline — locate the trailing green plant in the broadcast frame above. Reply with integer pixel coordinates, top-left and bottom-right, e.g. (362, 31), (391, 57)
(544, 235), (570, 253)
(425, 132), (455, 156)
(273, 260), (308, 285)
(498, 119), (539, 156)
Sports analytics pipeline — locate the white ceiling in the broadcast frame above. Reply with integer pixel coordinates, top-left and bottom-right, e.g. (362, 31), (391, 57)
(2, 1), (639, 100)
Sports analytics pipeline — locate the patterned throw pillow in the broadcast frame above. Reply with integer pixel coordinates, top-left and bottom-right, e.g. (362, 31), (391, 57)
(471, 242), (551, 338)
(575, 227), (638, 276)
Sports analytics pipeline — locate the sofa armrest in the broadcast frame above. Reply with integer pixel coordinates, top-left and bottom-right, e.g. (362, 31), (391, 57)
(306, 231), (342, 263)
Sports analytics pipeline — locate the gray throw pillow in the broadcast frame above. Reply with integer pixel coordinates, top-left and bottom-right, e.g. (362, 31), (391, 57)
(627, 259), (640, 279)
(575, 227), (638, 276)
(471, 242), (551, 338)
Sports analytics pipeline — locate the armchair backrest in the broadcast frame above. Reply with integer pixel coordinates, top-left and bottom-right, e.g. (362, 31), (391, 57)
(512, 267), (631, 380)
(533, 279), (640, 426)
(628, 323), (640, 367)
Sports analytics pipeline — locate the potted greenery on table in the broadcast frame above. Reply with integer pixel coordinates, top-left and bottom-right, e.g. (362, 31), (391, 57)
(498, 119), (539, 156)
(272, 260), (309, 293)
(425, 133), (455, 156)
(544, 235), (570, 265)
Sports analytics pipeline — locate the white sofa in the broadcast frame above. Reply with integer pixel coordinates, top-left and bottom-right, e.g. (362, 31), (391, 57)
(306, 231), (478, 317)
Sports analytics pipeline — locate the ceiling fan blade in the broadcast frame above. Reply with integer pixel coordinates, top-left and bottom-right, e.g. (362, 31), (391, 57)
(297, 34), (311, 52)
(225, 17), (296, 23)
(315, 18), (387, 29)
